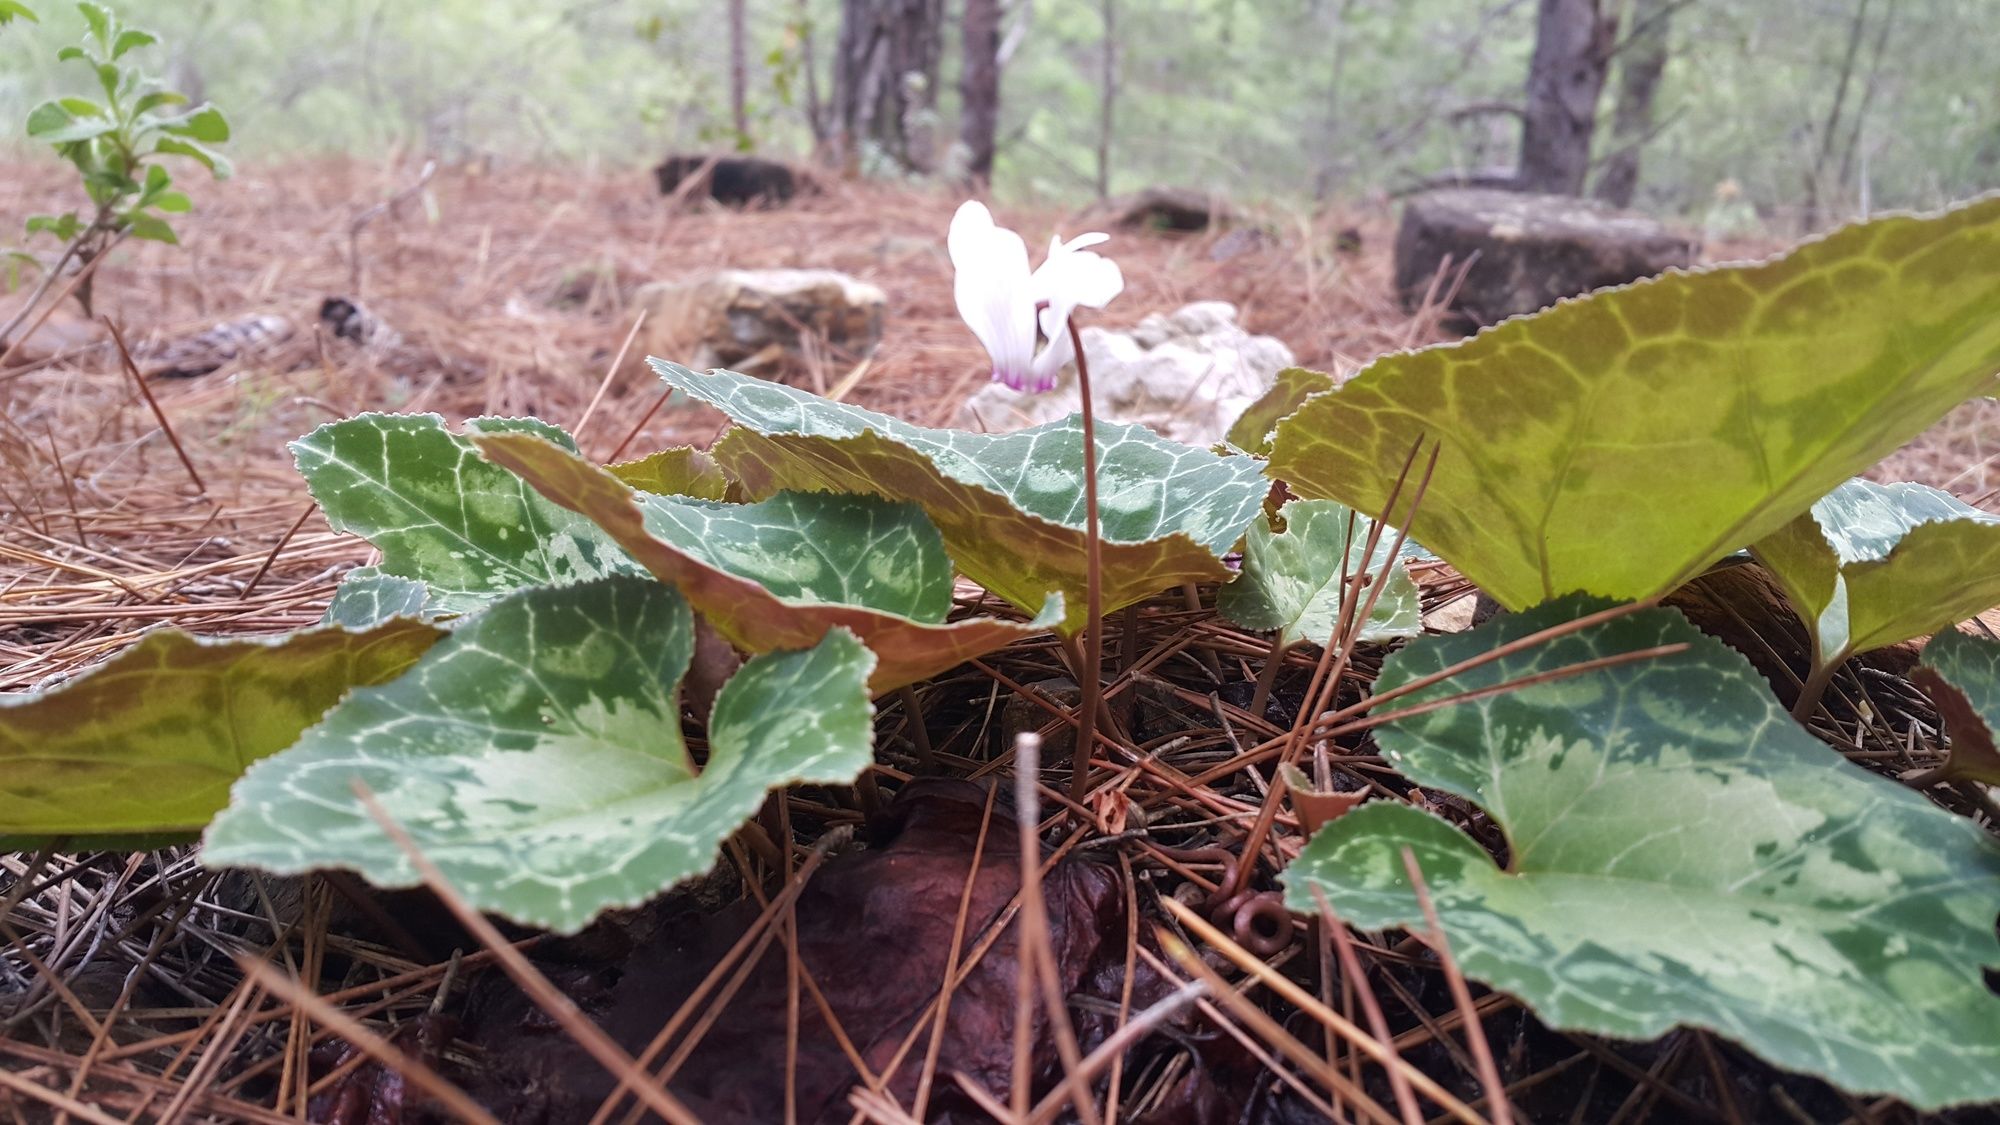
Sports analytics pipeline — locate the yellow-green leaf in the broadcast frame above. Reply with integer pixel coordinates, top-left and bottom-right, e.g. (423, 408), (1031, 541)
(1225, 366), (1334, 456)
(0, 619), (442, 845)
(1271, 196), (2000, 609)
(609, 446), (731, 501)
(1754, 478), (2000, 667)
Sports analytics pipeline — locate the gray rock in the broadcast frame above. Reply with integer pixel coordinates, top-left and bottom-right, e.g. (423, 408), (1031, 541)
(629, 268), (887, 375)
(1393, 188), (1699, 330)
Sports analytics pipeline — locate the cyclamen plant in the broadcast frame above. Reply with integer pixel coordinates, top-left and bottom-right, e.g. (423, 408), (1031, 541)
(949, 200), (1125, 806)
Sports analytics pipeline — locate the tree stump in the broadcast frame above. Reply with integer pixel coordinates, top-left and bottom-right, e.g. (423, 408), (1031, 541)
(653, 154), (813, 207)
(1394, 188), (1698, 330)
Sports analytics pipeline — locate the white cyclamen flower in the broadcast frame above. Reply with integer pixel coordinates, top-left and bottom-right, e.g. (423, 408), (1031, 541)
(948, 200), (1124, 393)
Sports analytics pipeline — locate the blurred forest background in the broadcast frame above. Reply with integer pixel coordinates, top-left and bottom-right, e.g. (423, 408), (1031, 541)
(2, 0), (1995, 235)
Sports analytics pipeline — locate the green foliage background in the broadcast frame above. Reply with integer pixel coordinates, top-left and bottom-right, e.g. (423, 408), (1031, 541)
(2, 1), (1994, 224)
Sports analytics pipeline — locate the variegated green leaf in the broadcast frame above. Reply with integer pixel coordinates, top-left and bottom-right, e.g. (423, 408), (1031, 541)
(641, 492), (953, 621)
(1754, 478), (2000, 668)
(322, 567), (432, 628)
(0, 619), (442, 845)
(1912, 628), (2000, 786)
(1218, 499), (1421, 649)
(1225, 366), (1335, 456)
(1285, 599), (2000, 1109)
(475, 433), (1060, 693)
(291, 413), (639, 616)
(653, 360), (1267, 633)
(203, 577), (876, 933)
(1271, 196), (2000, 610)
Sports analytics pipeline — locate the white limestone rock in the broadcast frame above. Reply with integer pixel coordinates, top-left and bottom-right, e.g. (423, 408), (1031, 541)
(959, 301), (1294, 447)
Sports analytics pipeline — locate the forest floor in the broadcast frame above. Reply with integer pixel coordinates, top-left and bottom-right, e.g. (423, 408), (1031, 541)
(2, 159), (1998, 1125)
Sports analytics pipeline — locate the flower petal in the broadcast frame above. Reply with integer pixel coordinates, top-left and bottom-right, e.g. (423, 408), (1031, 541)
(949, 201), (1038, 390)
(1032, 243), (1124, 313)
(1028, 325), (1075, 393)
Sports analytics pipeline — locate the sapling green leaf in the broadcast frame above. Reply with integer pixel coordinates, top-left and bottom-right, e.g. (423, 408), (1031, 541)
(204, 577), (878, 933)
(25, 102), (117, 144)
(131, 90), (186, 115)
(150, 136), (231, 177)
(163, 105), (229, 143)
(123, 212), (175, 244)
(76, 1), (109, 44)
(1270, 196), (2000, 611)
(1285, 598), (2000, 1109)
(107, 25), (151, 58)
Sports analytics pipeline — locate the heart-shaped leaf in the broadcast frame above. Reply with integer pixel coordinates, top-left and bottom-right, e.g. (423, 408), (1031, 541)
(653, 361), (1267, 633)
(610, 446), (732, 501)
(1284, 599), (2000, 1109)
(474, 432), (1060, 693)
(204, 576), (877, 933)
(292, 413), (639, 616)
(1911, 628), (2000, 786)
(1225, 367), (1335, 456)
(1753, 478), (2000, 668)
(1218, 499), (1421, 649)
(1271, 196), (2000, 610)
(1, 619), (442, 847)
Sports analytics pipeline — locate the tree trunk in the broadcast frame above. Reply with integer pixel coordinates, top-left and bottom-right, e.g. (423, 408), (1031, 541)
(1835, 0), (1898, 218)
(1516, 0), (1616, 196)
(795, 0), (830, 147)
(1591, 0), (1674, 207)
(1805, 0), (1873, 230)
(728, 0), (750, 146)
(958, 0), (1001, 184)
(1094, 0), (1117, 199)
(1312, 0), (1360, 199)
(831, 0), (945, 174)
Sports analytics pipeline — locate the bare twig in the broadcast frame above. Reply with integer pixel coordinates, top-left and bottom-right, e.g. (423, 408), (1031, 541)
(105, 317), (206, 496)
(575, 308), (648, 446)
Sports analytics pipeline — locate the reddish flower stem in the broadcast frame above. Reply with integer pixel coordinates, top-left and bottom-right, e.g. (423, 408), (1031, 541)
(1066, 315), (1105, 814)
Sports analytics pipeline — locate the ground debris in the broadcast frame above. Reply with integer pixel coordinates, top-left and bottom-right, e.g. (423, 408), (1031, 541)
(309, 1012), (459, 1125)
(456, 782), (1292, 1124)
